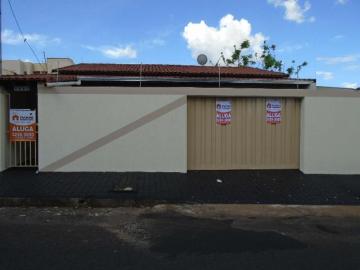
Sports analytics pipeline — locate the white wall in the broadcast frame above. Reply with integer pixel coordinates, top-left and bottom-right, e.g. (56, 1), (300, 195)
(46, 58), (74, 73)
(301, 96), (360, 174)
(38, 87), (187, 172)
(0, 88), (7, 171)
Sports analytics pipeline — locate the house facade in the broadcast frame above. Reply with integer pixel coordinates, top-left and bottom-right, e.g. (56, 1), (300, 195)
(1, 64), (360, 174)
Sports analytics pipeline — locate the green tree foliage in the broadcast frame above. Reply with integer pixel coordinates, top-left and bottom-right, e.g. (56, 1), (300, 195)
(221, 40), (255, 67)
(286, 60), (308, 78)
(221, 40), (307, 77)
(258, 42), (283, 72)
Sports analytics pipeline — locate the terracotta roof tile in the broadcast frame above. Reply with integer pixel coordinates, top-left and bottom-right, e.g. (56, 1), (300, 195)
(58, 64), (288, 79)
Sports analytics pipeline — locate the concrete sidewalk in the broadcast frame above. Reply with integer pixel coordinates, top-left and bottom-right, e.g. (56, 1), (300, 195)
(0, 169), (360, 207)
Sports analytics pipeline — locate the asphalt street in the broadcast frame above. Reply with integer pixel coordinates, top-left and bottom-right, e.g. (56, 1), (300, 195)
(0, 205), (360, 270)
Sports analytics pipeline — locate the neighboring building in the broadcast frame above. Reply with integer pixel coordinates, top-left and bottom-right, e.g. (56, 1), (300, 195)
(0, 63), (360, 174)
(2, 58), (75, 75)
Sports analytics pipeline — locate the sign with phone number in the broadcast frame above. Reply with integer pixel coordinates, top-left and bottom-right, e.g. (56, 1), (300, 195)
(9, 109), (37, 142)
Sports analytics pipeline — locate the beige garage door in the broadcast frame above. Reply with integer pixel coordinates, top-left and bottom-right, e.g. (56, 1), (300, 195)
(187, 97), (301, 170)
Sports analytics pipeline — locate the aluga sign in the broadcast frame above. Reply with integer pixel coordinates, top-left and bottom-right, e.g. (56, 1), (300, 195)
(216, 100), (232, 125)
(266, 99), (282, 124)
(9, 109), (37, 142)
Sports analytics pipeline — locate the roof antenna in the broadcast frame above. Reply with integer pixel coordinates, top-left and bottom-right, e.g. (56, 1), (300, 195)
(56, 61), (59, 82)
(218, 65), (221, 88)
(43, 51), (47, 73)
(214, 56), (222, 67)
(139, 63), (142, 87)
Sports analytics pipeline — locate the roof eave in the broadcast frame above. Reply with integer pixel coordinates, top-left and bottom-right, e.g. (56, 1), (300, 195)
(78, 76), (313, 85)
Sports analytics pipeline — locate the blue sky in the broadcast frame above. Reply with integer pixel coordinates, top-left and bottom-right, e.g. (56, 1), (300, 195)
(2, 0), (359, 87)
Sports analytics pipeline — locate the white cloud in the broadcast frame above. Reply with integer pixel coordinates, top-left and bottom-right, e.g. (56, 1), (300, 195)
(141, 38), (166, 49)
(316, 55), (359, 65)
(336, 0), (348, 5)
(149, 38), (166, 46)
(316, 71), (334, 80)
(342, 82), (358, 89)
(278, 42), (309, 53)
(332, 34), (344, 40)
(268, 0), (314, 23)
(141, 29), (173, 48)
(102, 46), (137, 59)
(85, 45), (137, 59)
(2, 29), (61, 46)
(182, 14), (266, 64)
(308, 16), (316, 23)
(345, 64), (360, 71)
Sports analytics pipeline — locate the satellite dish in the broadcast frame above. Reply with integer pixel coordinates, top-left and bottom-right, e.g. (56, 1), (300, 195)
(197, 54), (208, 66)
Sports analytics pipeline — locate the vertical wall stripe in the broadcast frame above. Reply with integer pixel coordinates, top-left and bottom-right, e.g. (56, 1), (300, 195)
(187, 97), (301, 170)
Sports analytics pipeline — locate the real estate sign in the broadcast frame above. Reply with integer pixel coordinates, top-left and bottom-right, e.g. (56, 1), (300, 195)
(9, 109), (37, 142)
(216, 100), (232, 125)
(266, 99), (281, 124)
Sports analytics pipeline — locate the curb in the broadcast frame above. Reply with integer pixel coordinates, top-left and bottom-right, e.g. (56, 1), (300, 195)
(0, 197), (166, 208)
(154, 204), (360, 218)
(1, 197), (360, 210)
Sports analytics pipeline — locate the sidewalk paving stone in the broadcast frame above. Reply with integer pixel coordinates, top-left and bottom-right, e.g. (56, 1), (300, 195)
(0, 168), (360, 206)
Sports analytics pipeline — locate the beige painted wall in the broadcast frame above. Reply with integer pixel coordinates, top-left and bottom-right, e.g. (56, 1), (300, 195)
(300, 96), (360, 174)
(38, 87), (187, 172)
(46, 58), (74, 73)
(2, 58), (74, 75)
(2, 60), (24, 75)
(0, 88), (7, 171)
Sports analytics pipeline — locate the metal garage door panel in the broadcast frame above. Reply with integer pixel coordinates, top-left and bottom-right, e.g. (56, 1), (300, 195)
(187, 97), (300, 170)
